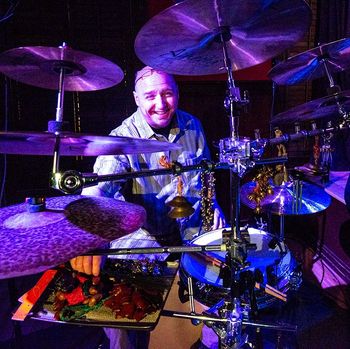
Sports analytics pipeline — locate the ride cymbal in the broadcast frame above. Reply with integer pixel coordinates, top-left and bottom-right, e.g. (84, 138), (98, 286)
(271, 90), (350, 124)
(241, 181), (331, 215)
(269, 38), (350, 85)
(0, 195), (146, 279)
(0, 131), (181, 156)
(0, 45), (124, 91)
(134, 0), (311, 75)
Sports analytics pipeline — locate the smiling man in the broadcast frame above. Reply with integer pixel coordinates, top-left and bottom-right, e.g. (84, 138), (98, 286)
(133, 66), (179, 129)
(70, 66), (225, 349)
(73, 66), (224, 263)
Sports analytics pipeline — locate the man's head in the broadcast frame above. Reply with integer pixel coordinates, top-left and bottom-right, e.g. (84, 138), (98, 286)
(133, 66), (179, 129)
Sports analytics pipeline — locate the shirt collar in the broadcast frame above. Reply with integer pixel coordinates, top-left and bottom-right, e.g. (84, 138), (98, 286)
(134, 108), (157, 140)
(134, 108), (182, 142)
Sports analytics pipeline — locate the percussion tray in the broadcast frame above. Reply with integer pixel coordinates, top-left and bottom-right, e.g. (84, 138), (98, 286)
(19, 261), (178, 331)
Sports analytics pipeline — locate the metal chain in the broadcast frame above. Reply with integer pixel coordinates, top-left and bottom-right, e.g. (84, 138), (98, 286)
(200, 171), (216, 232)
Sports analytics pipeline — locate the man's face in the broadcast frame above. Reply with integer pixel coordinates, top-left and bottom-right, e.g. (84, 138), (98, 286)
(133, 71), (179, 129)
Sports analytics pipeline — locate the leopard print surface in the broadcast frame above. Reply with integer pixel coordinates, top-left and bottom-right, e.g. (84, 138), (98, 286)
(0, 195), (146, 279)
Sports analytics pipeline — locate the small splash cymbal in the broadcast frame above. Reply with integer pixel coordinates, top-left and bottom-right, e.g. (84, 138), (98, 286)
(241, 181), (331, 215)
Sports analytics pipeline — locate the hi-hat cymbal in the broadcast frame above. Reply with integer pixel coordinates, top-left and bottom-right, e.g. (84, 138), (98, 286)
(241, 181), (331, 215)
(134, 0), (311, 75)
(0, 131), (181, 156)
(271, 90), (350, 124)
(268, 38), (350, 85)
(0, 195), (146, 279)
(0, 45), (124, 91)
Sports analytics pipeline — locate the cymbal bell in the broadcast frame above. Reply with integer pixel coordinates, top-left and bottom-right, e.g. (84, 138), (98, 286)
(167, 195), (195, 218)
(0, 131), (181, 156)
(269, 38), (350, 85)
(241, 181), (331, 215)
(0, 195), (146, 279)
(271, 89), (350, 124)
(0, 45), (124, 91)
(134, 0), (311, 75)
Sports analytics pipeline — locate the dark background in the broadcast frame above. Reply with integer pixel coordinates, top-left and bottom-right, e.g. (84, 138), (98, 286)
(1, 0), (349, 231)
(0, 1), (350, 348)
(0, 0), (287, 216)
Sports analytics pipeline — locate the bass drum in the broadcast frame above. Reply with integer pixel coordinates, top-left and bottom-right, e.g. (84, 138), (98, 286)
(179, 227), (301, 309)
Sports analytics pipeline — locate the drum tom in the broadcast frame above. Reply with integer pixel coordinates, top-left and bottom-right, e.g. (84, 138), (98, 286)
(179, 227), (301, 309)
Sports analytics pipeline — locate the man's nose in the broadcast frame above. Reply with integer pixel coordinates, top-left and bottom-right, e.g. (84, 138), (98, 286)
(155, 94), (166, 108)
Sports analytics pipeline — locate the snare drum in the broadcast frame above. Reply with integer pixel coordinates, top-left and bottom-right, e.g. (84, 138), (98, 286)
(179, 227), (300, 309)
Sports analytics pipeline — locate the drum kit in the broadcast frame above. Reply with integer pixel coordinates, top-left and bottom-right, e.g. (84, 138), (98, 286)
(0, 0), (349, 348)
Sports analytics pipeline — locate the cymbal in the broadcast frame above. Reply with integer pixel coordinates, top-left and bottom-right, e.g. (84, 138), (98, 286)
(241, 181), (331, 215)
(134, 0), (311, 75)
(268, 38), (350, 85)
(0, 45), (124, 91)
(0, 195), (146, 279)
(271, 90), (350, 124)
(0, 131), (181, 156)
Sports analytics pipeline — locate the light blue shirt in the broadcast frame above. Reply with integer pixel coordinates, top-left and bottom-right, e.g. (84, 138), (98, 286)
(93, 108), (210, 242)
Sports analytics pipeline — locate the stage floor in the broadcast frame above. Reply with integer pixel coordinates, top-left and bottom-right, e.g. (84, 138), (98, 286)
(0, 268), (349, 349)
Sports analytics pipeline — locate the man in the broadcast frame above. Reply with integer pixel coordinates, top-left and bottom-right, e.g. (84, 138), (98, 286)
(70, 66), (225, 348)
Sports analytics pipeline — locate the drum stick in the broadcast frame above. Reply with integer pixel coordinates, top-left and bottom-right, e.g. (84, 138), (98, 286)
(259, 283), (286, 298)
(254, 283), (287, 302)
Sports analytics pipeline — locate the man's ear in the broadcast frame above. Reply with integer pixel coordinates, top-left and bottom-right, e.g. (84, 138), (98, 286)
(133, 91), (140, 107)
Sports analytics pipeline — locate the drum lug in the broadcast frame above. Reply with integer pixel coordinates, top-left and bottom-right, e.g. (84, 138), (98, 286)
(289, 265), (303, 290)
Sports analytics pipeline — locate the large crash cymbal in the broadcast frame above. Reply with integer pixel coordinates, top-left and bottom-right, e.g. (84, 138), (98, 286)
(271, 90), (350, 124)
(0, 195), (146, 279)
(269, 38), (350, 85)
(134, 0), (311, 75)
(0, 131), (181, 156)
(0, 45), (124, 91)
(241, 181), (331, 215)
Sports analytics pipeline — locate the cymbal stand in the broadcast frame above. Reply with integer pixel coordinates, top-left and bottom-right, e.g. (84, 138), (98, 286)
(220, 27), (248, 141)
(297, 56), (350, 177)
(320, 57), (350, 124)
(49, 43), (68, 176)
(321, 57), (337, 91)
(215, 25), (301, 347)
(320, 121), (333, 176)
(217, 26), (258, 348)
(161, 295), (297, 349)
(88, 244), (296, 347)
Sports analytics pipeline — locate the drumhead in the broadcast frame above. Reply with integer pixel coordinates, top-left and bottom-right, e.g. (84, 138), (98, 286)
(181, 227), (288, 287)
(180, 227), (299, 309)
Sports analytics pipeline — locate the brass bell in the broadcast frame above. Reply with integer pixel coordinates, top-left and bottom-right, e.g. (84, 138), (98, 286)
(167, 195), (195, 218)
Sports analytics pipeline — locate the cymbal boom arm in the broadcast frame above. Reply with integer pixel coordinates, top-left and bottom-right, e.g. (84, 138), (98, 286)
(85, 244), (226, 256)
(160, 310), (297, 332)
(268, 120), (350, 146)
(51, 157), (288, 194)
